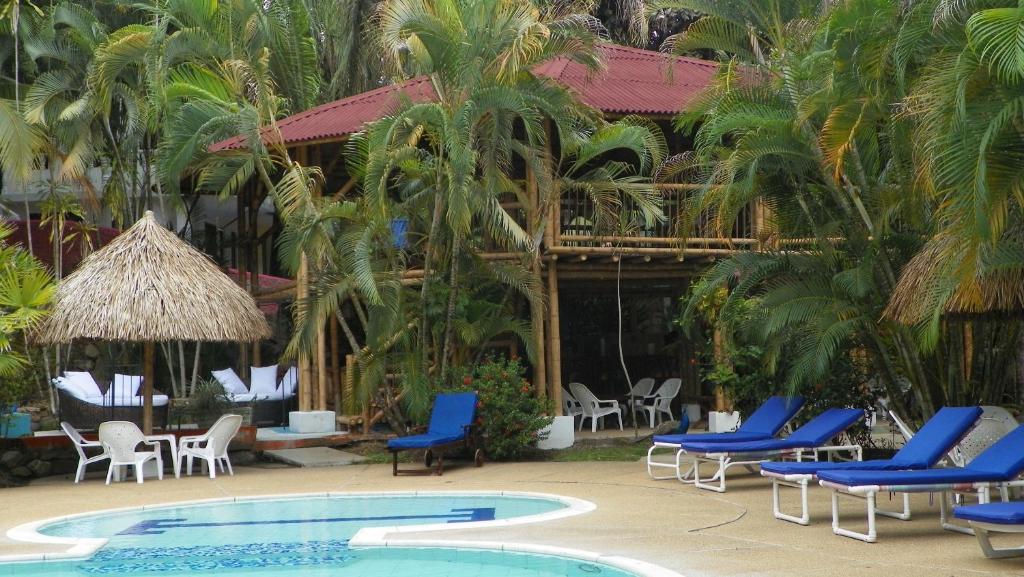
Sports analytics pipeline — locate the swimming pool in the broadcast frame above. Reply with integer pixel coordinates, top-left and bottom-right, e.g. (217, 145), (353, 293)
(5, 492), (678, 577)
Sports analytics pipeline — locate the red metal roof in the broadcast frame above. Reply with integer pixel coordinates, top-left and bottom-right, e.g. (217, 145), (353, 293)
(5, 220), (121, 276)
(210, 44), (718, 151)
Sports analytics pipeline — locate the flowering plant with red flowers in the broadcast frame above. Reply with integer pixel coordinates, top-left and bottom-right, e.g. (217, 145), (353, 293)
(446, 355), (551, 460)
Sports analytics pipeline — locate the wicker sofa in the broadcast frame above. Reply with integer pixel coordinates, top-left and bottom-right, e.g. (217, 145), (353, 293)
(55, 379), (170, 431)
(213, 366), (298, 427)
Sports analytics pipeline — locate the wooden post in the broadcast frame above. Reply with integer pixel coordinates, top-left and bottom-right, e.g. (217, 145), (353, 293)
(142, 341), (155, 435)
(547, 261), (562, 410)
(237, 186), (250, 382)
(317, 322), (328, 411)
(298, 255), (312, 411)
(527, 164), (547, 398)
(712, 326), (728, 412)
(344, 354), (356, 414)
(330, 317), (341, 412)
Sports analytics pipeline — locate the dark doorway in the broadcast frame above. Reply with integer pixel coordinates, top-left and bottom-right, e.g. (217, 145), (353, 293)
(559, 280), (700, 402)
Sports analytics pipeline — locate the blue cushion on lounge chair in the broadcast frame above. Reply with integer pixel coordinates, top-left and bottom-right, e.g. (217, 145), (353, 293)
(954, 502), (1024, 525)
(654, 431), (775, 444)
(887, 406), (984, 468)
(741, 396), (806, 436)
(818, 425), (1024, 487)
(387, 392), (477, 451)
(761, 406), (982, 477)
(387, 432), (467, 450)
(652, 396), (804, 445)
(681, 408), (863, 454)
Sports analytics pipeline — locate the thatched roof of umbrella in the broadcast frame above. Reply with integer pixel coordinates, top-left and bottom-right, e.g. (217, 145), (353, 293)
(884, 234), (1024, 324)
(33, 211), (271, 344)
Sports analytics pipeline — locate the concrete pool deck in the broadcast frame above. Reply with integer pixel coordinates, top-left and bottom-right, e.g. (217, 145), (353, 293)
(0, 460), (1018, 576)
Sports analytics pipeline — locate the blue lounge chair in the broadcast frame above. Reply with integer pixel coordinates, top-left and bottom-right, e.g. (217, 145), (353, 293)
(819, 425), (1024, 542)
(387, 392), (483, 476)
(646, 395), (805, 481)
(681, 407), (864, 493)
(760, 406), (982, 525)
(954, 502), (1024, 558)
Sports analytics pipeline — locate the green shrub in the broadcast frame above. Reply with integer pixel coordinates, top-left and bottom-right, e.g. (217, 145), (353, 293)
(446, 356), (552, 461)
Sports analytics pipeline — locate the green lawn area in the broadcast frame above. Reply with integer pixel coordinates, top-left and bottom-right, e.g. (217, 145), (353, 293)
(345, 440), (651, 465)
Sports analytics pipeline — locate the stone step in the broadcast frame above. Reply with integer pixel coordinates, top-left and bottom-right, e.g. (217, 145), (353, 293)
(262, 447), (368, 467)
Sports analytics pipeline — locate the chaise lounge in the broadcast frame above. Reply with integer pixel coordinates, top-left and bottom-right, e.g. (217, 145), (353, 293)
(760, 406), (982, 525)
(818, 425), (1024, 543)
(646, 395), (805, 481)
(954, 502), (1024, 558)
(681, 407), (864, 493)
(387, 392), (483, 476)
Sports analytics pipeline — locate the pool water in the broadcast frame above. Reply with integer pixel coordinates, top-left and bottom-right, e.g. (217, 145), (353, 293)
(6, 494), (638, 577)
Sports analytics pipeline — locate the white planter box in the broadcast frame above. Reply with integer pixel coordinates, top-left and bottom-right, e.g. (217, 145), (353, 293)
(537, 415), (574, 450)
(288, 411), (336, 434)
(709, 411), (741, 433)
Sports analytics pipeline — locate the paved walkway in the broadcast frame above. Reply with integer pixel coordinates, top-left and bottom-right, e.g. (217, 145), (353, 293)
(0, 460), (1017, 576)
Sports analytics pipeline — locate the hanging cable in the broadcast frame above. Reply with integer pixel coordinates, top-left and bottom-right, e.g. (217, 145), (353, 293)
(616, 256), (638, 438)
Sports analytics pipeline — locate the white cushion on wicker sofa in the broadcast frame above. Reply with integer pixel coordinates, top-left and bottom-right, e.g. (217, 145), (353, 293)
(278, 366), (297, 398)
(56, 379), (168, 406)
(212, 368), (249, 395)
(250, 365), (279, 398)
(225, 392), (258, 403)
(64, 371), (104, 397)
(96, 394), (169, 407)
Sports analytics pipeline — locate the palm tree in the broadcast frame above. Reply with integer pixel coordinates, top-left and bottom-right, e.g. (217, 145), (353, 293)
(662, 0), (948, 417)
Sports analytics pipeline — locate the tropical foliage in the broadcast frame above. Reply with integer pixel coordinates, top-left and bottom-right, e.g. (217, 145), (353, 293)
(275, 0), (665, 428)
(664, 0), (1024, 418)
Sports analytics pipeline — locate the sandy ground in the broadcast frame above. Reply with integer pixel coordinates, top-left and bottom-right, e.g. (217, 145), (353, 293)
(0, 459), (1021, 576)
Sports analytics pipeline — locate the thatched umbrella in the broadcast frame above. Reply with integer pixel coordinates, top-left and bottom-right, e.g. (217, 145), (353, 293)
(885, 234), (1024, 324)
(33, 211), (271, 433)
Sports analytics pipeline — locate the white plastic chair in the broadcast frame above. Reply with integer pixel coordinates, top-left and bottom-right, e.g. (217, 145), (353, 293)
(562, 387), (583, 419)
(639, 378), (682, 427)
(950, 406), (1018, 467)
(61, 421), (110, 484)
(178, 414), (243, 479)
(568, 382), (622, 433)
(98, 421), (163, 485)
(626, 377), (656, 416)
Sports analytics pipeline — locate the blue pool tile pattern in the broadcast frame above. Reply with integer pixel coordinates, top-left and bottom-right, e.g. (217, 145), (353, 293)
(7, 495), (638, 577)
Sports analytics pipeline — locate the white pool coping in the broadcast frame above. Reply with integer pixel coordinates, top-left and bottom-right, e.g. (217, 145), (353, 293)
(4, 490), (682, 577)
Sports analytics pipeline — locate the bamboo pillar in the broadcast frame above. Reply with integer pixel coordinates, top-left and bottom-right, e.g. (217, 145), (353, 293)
(142, 341), (155, 434)
(526, 163), (546, 397)
(344, 354), (356, 414)
(330, 317), (341, 413)
(237, 186), (250, 381)
(317, 323), (328, 411)
(547, 261), (562, 410)
(712, 326), (728, 412)
(298, 255), (312, 411)
(251, 185), (263, 368)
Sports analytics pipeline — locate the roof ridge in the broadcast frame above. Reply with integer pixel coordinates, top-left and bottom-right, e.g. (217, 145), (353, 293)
(597, 42), (719, 70)
(277, 76), (431, 128)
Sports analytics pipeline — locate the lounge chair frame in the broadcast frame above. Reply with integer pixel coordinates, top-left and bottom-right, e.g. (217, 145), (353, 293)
(691, 443), (861, 493)
(819, 479), (1014, 543)
(390, 424), (484, 476)
(646, 397), (805, 482)
(969, 520), (1024, 559)
(765, 469), (910, 526)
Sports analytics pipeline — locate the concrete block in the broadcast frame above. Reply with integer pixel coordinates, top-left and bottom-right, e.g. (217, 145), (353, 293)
(288, 411), (336, 434)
